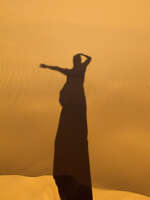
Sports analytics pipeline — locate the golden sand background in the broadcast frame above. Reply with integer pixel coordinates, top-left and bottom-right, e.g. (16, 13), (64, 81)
(1, 0), (150, 196)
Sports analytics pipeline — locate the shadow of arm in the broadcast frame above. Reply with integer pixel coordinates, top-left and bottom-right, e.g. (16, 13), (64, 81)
(79, 54), (92, 72)
(81, 54), (92, 66)
(40, 64), (69, 75)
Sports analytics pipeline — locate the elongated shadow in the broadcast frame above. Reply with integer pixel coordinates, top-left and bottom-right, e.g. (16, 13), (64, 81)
(41, 54), (93, 199)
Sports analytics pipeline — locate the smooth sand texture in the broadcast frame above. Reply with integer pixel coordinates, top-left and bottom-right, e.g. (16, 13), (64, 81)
(0, 176), (149, 200)
(1, 0), (150, 197)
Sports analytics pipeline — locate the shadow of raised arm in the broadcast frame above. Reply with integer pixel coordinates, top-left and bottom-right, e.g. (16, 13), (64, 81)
(40, 64), (68, 75)
(80, 54), (92, 66)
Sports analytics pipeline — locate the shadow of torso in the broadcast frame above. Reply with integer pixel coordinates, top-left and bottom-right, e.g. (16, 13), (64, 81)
(59, 68), (86, 107)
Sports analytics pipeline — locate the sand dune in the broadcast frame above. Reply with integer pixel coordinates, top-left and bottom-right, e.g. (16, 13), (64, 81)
(0, 175), (149, 200)
(1, 0), (150, 198)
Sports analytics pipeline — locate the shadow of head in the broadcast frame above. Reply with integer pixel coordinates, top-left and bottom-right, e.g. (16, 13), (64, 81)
(73, 54), (82, 67)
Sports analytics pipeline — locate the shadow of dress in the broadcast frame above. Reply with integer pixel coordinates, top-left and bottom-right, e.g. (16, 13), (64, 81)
(53, 64), (93, 199)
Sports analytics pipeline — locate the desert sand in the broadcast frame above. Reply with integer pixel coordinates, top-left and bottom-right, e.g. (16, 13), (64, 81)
(0, 176), (149, 200)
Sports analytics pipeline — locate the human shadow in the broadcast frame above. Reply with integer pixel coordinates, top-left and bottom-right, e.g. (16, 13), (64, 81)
(40, 53), (93, 200)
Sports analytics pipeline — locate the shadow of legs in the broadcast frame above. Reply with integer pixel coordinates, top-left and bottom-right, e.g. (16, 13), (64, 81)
(54, 175), (92, 200)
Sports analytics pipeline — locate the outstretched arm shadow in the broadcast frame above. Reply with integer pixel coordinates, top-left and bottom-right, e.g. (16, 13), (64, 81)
(40, 64), (69, 75)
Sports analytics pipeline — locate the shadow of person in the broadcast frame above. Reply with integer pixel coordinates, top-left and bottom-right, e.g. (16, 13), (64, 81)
(40, 53), (93, 200)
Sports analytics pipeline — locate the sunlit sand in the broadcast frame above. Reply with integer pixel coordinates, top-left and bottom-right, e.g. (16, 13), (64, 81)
(0, 176), (149, 200)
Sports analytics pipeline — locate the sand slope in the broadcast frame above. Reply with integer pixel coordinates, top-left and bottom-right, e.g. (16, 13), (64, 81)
(0, 176), (149, 200)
